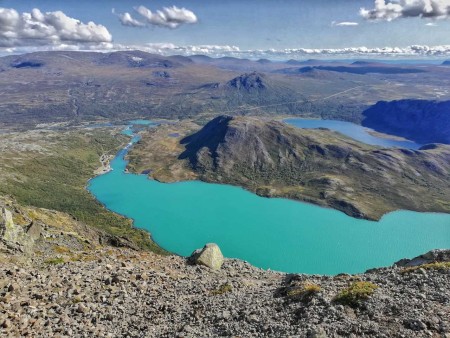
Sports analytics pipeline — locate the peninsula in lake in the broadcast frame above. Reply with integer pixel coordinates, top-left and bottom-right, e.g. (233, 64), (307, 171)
(127, 115), (450, 220)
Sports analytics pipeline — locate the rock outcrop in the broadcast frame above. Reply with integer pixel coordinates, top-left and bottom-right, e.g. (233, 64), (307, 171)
(226, 72), (267, 91)
(0, 206), (34, 252)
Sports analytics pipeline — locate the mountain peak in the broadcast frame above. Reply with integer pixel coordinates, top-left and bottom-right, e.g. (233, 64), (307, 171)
(226, 72), (267, 91)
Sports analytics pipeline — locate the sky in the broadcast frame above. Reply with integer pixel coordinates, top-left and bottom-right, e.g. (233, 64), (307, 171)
(1, 0), (450, 59)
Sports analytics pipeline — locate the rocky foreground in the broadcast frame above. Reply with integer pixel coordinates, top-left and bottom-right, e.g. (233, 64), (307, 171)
(1, 198), (450, 337)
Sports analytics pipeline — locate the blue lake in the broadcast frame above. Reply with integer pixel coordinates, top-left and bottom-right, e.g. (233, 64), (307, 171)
(87, 121), (450, 275)
(284, 118), (422, 149)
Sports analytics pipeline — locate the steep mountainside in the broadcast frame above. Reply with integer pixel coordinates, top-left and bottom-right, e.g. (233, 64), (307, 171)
(176, 116), (450, 219)
(362, 99), (450, 144)
(0, 126), (163, 253)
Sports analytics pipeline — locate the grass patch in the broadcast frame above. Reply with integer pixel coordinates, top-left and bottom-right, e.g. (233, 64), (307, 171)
(286, 282), (321, 303)
(44, 257), (65, 265)
(54, 245), (71, 254)
(334, 281), (378, 307)
(211, 283), (232, 296)
(70, 253), (98, 262)
(401, 261), (450, 274)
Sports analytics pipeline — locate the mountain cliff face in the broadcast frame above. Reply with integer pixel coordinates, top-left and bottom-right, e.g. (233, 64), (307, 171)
(362, 100), (450, 144)
(178, 116), (450, 219)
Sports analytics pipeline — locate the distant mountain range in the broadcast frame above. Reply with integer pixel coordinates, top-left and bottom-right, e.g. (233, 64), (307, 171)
(0, 50), (449, 146)
(276, 64), (427, 75)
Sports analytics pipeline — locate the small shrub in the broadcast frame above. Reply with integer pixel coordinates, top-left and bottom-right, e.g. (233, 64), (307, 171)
(211, 283), (232, 296)
(334, 281), (378, 307)
(286, 282), (321, 303)
(54, 245), (71, 254)
(70, 253), (97, 262)
(44, 257), (65, 265)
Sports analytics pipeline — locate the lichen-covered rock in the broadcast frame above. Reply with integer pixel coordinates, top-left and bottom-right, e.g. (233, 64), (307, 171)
(0, 207), (33, 251)
(26, 222), (42, 241)
(190, 243), (224, 270)
(1, 208), (14, 238)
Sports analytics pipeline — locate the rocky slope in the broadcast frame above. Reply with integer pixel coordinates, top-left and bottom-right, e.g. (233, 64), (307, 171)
(173, 116), (450, 220)
(1, 196), (450, 337)
(362, 100), (450, 144)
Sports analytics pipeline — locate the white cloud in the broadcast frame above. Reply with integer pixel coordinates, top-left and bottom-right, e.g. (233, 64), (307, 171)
(114, 43), (240, 56)
(425, 22), (438, 25)
(332, 21), (359, 26)
(115, 5), (198, 29)
(0, 7), (112, 47)
(112, 8), (145, 27)
(360, 0), (450, 21)
(3, 43), (450, 60)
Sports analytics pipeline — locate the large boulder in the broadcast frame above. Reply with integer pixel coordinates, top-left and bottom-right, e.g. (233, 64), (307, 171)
(1, 207), (34, 251)
(189, 243), (224, 270)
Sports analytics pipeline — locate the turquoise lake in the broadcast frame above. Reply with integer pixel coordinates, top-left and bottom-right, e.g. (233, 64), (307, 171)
(88, 121), (450, 275)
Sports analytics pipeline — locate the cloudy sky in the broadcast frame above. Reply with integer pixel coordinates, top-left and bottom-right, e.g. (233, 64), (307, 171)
(1, 0), (450, 58)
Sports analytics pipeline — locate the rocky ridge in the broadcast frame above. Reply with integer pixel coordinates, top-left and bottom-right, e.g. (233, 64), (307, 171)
(1, 196), (450, 337)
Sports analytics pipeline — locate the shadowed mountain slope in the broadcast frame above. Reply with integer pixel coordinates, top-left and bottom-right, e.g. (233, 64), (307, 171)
(362, 99), (450, 144)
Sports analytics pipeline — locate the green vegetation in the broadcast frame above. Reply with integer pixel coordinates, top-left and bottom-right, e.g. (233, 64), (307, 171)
(53, 245), (71, 254)
(211, 283), (233, 296)
(286, 282), (321, 303)
(72, 296), (82, 304)
(44, 257), (65, 265)
(334, 281), (379, 307)
(401, 262), (450, 274)
(0, 129), (166, 254)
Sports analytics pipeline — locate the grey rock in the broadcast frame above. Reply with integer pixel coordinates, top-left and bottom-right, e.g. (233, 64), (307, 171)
(308, 327), (328, 338)
(189, 243), (224, 270)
